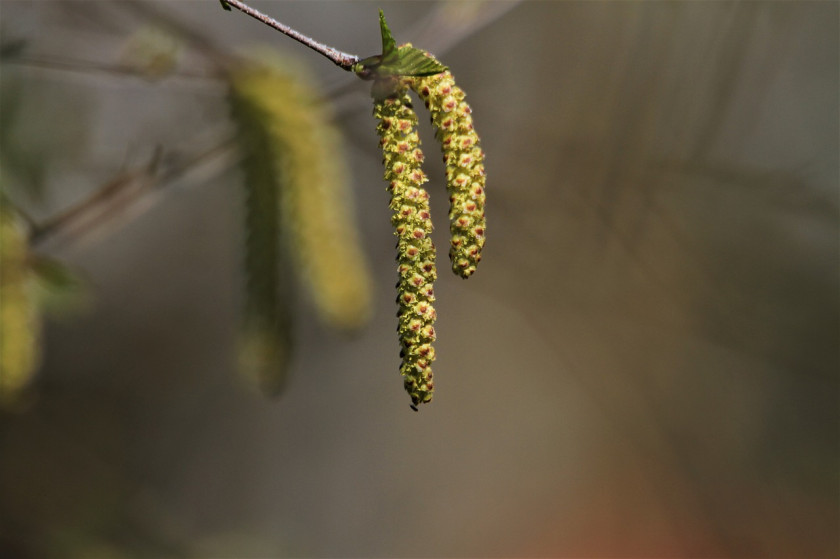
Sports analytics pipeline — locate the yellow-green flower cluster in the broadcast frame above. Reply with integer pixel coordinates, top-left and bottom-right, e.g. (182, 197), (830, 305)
(407, 68), (486, 278)
(374, 88), (437, 407)
(230, 53), (373, 333)
(228, 52), (373, 393)
(0, 201), (40, 407)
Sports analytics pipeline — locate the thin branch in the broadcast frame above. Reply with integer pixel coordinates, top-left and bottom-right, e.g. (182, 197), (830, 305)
(3, 55), (224, 84)
(221, 0), (360, 71)
(30, 140), (238, 250)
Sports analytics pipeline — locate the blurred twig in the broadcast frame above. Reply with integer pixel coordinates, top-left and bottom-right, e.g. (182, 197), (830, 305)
(30, 140), (237, 250)
(3, 54), (222, 83)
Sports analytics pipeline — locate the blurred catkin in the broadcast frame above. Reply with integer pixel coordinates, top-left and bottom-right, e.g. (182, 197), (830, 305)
(228, 68), (293, 395)
(374, 87), (437, 407)
(0, 196), (40, 406)
(119, 26), (181, 81)
(228, 52), (373, 391)
(407, 62), (486, 278)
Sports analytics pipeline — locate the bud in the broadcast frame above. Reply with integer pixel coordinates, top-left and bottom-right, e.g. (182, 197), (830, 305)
(119, 26), (181, 81)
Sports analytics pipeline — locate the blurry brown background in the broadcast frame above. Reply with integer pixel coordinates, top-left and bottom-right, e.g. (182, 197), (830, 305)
(1, 1), (837, 557)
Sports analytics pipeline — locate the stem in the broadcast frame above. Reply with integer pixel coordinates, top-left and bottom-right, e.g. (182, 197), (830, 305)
(222, 0), (360, 71)
(30, 140), (237, 249)
(4, 55), (222, 83)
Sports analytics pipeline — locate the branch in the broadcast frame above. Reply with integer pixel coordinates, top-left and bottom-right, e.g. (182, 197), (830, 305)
(30, 140), (238, 250)
(220, 0), (360, 71)
(3, 54), (223, 83)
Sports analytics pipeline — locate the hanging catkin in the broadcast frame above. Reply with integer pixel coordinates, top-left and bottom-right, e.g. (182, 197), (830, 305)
(374, 87), (437, 408)
(406, 58), (486, 279)
(229, 52), (373, 392)
(0, 197), (40, 406)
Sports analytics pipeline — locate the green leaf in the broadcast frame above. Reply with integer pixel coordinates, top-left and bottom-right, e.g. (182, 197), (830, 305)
(219, 0), (231, 11)
(30, 256), (90, 317)
(374, 44), (447, 78)
(379, 9), (396, 59)
(355, 11), (448, 80)
(394, 45), (448, 77)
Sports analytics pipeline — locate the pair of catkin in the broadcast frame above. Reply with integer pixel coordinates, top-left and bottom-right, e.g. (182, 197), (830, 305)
(373, 56), (486, 408)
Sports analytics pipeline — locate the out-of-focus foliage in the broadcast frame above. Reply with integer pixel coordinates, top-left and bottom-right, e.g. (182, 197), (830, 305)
(0, 192), (87, 408)
(119, 26), (181, 81)
(228, 58), (294, 395)
(0, 72), (90, 202)
(228, 51), (373, 393)
(0, 195), (41, 406)
(29, 254), (89, 318)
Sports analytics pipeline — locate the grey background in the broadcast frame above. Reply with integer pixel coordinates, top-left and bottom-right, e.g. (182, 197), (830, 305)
(1, 1), (837, 557)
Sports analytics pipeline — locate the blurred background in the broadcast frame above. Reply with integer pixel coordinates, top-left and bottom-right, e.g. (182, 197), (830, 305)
(1, 1), (837, 557)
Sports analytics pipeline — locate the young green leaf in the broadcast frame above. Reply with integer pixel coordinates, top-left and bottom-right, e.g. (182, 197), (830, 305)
(379, 9), (396, 60)
(354, 11), (447, 80)
(393, 45), (448, 77)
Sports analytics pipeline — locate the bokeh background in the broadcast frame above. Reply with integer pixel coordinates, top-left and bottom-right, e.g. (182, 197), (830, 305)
(1, 1), (837, 557)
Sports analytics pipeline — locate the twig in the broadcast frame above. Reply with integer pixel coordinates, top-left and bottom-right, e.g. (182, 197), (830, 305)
(220, 0), (360, 71)
(30, 140), (238, 250)
(3, 55), (223, 84)
(28, 147), (165, 248)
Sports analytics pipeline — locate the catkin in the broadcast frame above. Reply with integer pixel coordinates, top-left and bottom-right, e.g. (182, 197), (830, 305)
(229, 71), (293, 394)
(374, 87), (437, 407)
(230, 53), (373, 334)
(407, 65), (486, 278)
(229, 53), (374, 393)
(0, 200), (40, 406)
